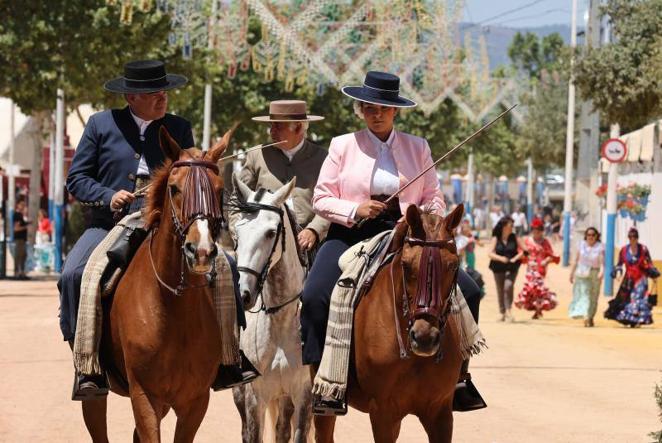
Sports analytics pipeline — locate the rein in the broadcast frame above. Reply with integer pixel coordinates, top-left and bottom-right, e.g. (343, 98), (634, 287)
(230, 195), (304, 315)
(390, 234), (458, 361)
(151, 159), (224, 296)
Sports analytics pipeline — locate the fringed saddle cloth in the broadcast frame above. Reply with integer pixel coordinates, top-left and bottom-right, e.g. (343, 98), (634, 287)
(312, 231), (487, 402)
(73, 212), (239, 376)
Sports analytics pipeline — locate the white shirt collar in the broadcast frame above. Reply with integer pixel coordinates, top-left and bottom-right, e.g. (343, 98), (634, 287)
(280, 138), (305, 161)
(129, 108), (153, 136)
(367, 128), (396, 150)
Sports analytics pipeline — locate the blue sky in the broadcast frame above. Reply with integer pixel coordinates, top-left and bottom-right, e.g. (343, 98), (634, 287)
(463, 0), (586, 28)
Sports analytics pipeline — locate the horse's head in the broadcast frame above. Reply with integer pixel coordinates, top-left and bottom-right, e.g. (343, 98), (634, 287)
(146, 126), (233, 274)
(230, 174), (296, 309)
(392, 204), (464, 357)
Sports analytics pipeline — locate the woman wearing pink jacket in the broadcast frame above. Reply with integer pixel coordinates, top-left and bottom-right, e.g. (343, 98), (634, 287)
(301, 71), (485, 414)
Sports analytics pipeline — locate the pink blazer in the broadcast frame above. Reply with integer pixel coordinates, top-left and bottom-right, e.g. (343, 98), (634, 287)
(313, 129), (445, 227)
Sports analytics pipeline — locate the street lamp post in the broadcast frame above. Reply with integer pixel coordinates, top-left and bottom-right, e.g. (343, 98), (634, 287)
(54, 89), (65, 273)
(562, 0), (578, 267)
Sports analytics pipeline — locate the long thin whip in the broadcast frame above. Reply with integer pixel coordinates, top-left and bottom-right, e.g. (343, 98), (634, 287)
(132, 140), (287, 197)
(385, 104), (517, 203)
(356, 104), (517, 227)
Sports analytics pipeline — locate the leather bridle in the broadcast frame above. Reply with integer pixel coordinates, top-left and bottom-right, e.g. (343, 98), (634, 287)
(391, 234), (458, 361)
(150, 159), (224, 296)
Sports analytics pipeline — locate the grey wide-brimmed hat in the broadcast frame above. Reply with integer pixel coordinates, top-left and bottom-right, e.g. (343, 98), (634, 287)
(104, 60), (188, 94)
(252, 100), (324, 123)
(342, 71), (416, 108)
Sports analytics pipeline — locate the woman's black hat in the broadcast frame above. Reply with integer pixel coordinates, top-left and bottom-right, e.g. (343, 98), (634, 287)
(341, 71), (416, 108)
(104, 60), (188, 94)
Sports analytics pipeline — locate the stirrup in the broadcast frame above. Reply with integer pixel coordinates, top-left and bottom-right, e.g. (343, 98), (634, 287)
(72, 372), (109, 401)
(212, 353), (261, 391)
(453, 373), (487, 412)
(312, 395), (348, 416)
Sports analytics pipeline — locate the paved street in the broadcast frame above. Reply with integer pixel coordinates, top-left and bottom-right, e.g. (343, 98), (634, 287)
(1, 244), (660, 442)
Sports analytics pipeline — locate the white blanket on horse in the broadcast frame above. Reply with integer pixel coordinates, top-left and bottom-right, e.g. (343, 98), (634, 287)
(73, 212), (239, 375)
(312, 231), (486, 401)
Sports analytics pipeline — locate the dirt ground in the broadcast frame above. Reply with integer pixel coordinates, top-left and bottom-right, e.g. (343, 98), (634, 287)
(1, 242), (660, 442)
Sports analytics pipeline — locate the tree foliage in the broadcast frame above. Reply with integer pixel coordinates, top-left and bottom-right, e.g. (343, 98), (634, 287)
(575, 0), (662, 129)
(507, 31), (570, 170)
(0, 1), (189, 114)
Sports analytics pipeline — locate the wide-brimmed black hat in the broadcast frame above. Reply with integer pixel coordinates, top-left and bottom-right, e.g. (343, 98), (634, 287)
(341, 71), (416, 108)
(104, 60), (188, 94)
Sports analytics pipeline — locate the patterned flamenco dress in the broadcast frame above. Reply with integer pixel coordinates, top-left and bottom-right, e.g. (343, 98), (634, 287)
(605, 244), (654, 327)
(515, 236), (559, 318)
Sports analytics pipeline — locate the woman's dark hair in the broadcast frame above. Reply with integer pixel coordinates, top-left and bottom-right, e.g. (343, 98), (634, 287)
(492, 216), (514, 239)
(584, 227), (601, 242)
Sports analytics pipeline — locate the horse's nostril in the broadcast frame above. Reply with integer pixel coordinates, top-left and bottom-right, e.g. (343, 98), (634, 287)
(185, 243), (196, 255)
(210, 243), (218, 257)
(242, 290), (251, 306)
(409, 329), (417, 342)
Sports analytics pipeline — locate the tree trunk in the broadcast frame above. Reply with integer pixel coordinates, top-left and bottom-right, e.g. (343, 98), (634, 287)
(26, 111), (49, 245)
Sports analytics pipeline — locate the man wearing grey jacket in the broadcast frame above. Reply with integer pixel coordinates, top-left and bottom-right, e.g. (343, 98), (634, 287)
(239, 100), (330, 249)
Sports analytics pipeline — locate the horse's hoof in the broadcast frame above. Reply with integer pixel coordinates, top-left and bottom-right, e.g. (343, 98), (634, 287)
(71, 373), (109, 401)
(312, 395), (347, 416)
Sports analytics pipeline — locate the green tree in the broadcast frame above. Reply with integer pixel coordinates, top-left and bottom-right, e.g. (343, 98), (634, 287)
(0, 0), (205, 242)
(506, 31), (569, 170)
(575, 0), (662, 129)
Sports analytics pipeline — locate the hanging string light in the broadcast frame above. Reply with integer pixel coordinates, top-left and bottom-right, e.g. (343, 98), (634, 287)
(103, 0), (517, 121)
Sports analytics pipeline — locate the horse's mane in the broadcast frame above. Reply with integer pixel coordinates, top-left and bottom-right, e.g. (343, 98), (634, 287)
(226, 187), (269, 215)
(144, 160), (174, 229)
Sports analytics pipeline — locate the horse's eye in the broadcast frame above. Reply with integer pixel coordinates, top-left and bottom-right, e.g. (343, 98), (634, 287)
(266, 229), (277, 239)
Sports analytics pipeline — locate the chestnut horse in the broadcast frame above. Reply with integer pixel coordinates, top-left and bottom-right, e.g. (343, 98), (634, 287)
(83, 127), (232, 443)
(315, 204), (465, 443)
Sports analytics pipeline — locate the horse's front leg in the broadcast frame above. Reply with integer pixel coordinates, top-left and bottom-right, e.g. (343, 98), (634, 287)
(173, 392), (210, 443)
(289, 381), (312, 443)
(368, 404), (402, 443)
(419, 403), (453, 443)
(128, 383), (164, 443)
(274, 396), (294, 443)
(242, 384), (266, 443)
(81, 397), (109, 443)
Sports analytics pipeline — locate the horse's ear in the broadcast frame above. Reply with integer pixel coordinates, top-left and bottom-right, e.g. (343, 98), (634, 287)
(232, 172), (253, 201)
(159, 126), (182, 162)
(444, 203), (465, 235)
(388, 220), (408, 253)
(271, 177), (297, 206)
(208, 123), (238, 164)
(405, 205), (424, 237)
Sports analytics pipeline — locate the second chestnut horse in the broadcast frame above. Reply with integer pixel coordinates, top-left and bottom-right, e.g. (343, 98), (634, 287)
(315, 204), (466, 443)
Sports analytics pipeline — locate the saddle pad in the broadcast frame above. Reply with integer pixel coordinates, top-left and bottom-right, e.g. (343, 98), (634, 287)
(338, 230), (392, 272)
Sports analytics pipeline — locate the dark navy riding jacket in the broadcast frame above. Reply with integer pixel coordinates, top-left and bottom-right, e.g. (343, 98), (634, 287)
(66, 106), (194, 229)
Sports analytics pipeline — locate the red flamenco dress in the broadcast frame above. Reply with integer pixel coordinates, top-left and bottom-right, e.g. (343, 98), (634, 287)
(515, 236), (559, 318)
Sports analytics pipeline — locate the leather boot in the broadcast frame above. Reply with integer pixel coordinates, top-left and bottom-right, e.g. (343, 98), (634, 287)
(453, 360), (487, 412)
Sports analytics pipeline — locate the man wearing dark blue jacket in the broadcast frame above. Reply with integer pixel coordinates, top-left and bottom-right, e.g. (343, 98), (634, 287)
(59, 60), (256, 401)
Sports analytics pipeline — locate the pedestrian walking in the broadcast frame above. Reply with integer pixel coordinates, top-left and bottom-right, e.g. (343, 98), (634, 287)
(515, 218), (559, 319)
(511, 206), (528, 236)
(568, 227), (604, 327)
(488, 216), (523, 322)
(36, 209), (52, 244)
(604, 227), (658, 327)
(12, 199), (29, 279)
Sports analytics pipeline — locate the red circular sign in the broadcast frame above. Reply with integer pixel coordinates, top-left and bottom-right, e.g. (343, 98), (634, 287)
(601, 138), (628, 163)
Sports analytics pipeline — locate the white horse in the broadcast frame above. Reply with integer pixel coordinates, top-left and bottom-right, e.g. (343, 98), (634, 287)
(230, 175), (312, 443)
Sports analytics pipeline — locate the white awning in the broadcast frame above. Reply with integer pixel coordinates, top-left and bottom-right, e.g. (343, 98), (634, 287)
(639, 122), (657, 162)
(626, 129), (642, 162)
